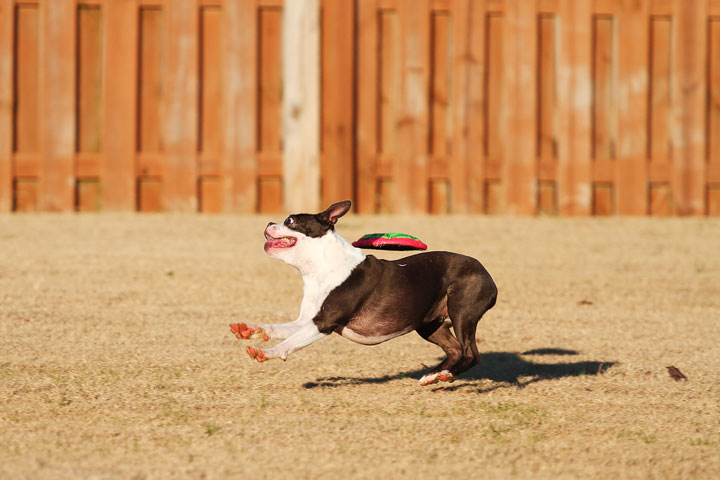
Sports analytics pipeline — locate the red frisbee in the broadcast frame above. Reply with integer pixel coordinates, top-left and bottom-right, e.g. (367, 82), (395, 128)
(352, 233), (428, 251)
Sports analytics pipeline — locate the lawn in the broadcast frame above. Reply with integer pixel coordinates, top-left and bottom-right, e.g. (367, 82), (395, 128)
(1, 213), (718, 478)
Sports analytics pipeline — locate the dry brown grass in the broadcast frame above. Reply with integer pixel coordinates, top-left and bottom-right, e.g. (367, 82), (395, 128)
(1, 213), (719, 479)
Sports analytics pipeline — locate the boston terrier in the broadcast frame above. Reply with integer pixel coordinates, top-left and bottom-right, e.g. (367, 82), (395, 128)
(230, 200), (497, 386)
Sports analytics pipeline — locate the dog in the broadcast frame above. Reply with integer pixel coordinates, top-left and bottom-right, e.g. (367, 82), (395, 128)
(230, 200), (497, 386)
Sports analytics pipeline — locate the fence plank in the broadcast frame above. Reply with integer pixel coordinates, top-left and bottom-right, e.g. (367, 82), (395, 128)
(591, 13), (615, 214)
(283, 0), (320, 212)
(504, 0), (536, 214)
(258, 5), (283, 212)
(485, 10), (504, 213)
(648, 15), (671, 215)
(199, 5), (223, 213)
(674, 0), (707, 215)
(137, 5), (165, 211)
(76, 5), (103, 211)
(615, 0), (648, 215)
(165, 0), (198, 212)
(103, 0), (137, 211)
(355, 0), (379, 213)
(0, 0), (11, 211)
(710, 15), (720, 215)
(40, 0), (75, 211)
(429, 8), (451, 214)
(397, 0), (430, 213)
(450, 0), (484, 214)
(537, 12), (557, 214)
(557, 0), (592, 215)
(321, 0), (355, 206)
(77, 5), (103, 155)
(377, 6), (400, 212)
(0, 0), (716, 215)
(13, 4), (41, 211)
(225, 0), (258, 212)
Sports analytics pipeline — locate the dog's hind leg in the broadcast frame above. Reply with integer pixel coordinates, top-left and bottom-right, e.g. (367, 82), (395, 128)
(416, 318), (463, 386)
(445, 278), (497, 379)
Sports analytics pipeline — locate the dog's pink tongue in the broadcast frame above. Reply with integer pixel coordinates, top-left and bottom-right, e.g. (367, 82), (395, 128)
(264, 237), (295, 249)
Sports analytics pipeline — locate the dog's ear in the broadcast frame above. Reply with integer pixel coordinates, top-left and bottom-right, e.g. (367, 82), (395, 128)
(318, 200), (352, 226)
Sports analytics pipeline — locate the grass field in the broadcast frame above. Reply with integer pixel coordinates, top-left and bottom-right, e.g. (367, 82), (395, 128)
(1, 213), (719, 479)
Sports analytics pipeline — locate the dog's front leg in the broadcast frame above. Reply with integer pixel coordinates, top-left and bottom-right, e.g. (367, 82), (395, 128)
(246, 323), (327, 362)
(230, 319), (306, 341)
(230, 299), (315, 341)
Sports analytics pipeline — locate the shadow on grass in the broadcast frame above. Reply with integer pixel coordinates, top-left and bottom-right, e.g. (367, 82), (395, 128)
(303, 349), (616, 393)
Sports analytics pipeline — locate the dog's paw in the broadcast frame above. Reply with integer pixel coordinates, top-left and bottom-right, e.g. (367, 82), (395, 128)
(230, 323), (270, 341)
(418, 370), (455, 386)
(246, 346), (269, 363)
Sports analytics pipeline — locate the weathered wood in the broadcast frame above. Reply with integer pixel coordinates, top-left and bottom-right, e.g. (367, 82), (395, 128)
(615, 0), (648, 215)
(76, 5), (103, 211)
(12, 4), (41, 210)
(355, 0), (379, 213)
(429, 8), (451, 214)
(164, 0), (198, 212)
(257, 4), (283, 212)
(225, 0), (258, 213)
(40, 0), (75, 211)
(397, 0), (430, 213)
(503, 0), (536, 214)
(0, 0), (13, 211)
(485, 10), (504, 214)
(557, 0), (592, 215)
(648, 15), (671, 215)
(674, 0), (707, 215)
(103, 0), (137, 211)
(199, 5), (223, 213)
(591, 13), (615, 215)
(1, 0), (717, 216)
(537, 13), (557, 214)
(14, 4), (40, 156)
(709, 15), (720, 215)
(282, 0), (320, 213)
(137, 5), (165, 211)
(449, 0), (482, 214)
(321, 0), (355, 205)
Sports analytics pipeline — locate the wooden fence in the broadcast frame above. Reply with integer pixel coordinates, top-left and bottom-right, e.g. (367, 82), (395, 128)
(1, 0), (719, 215)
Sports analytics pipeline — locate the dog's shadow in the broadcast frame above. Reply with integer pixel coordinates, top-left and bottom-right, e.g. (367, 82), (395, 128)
(303, 348), (615, 393)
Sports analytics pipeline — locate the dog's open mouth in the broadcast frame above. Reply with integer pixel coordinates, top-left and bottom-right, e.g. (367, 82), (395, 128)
(264, 232), (297, 250)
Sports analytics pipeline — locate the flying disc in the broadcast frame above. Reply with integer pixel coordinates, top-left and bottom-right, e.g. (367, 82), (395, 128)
(352, 233), (428, 251)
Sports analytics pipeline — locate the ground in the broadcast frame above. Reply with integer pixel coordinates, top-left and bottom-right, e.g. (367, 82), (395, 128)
(1, 213), (719, 479)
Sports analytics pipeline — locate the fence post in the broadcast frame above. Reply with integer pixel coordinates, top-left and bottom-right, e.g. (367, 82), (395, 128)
(164, 0), (198, 212)
(355, 0), (378, 214)
(450, 0), (484, 214)
(103, 0), (137, 211)
(0, 0), (11, 211)
(674, 0), (707, 215)
(557, 0), (592, 215)
(503, 0), (536, 214)
(616, 0), (649, 215)
(225, 0), (258, 213)
(40, 0), (75, 211)
(397, 0), (430, 213)
(283, 0), (320, 213)
(321, 0), (355, 206)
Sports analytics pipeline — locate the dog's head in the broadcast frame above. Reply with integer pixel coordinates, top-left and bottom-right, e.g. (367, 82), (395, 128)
(263, 200), (353, 267)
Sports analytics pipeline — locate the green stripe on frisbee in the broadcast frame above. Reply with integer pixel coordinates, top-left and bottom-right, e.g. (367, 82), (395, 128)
(352, 233), (428, 251)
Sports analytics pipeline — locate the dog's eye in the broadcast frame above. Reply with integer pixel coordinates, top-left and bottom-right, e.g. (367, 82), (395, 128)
(285, 217), (294, 226)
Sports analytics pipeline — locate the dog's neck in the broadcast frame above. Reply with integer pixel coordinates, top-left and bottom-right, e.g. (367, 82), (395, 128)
(296, 230), (366, 289)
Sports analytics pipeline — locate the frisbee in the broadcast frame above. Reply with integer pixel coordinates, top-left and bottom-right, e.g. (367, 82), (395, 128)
(352, 233), (428, 251)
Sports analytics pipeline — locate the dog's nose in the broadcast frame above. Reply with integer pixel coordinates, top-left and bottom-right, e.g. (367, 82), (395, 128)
(266, 222), (274, 228)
